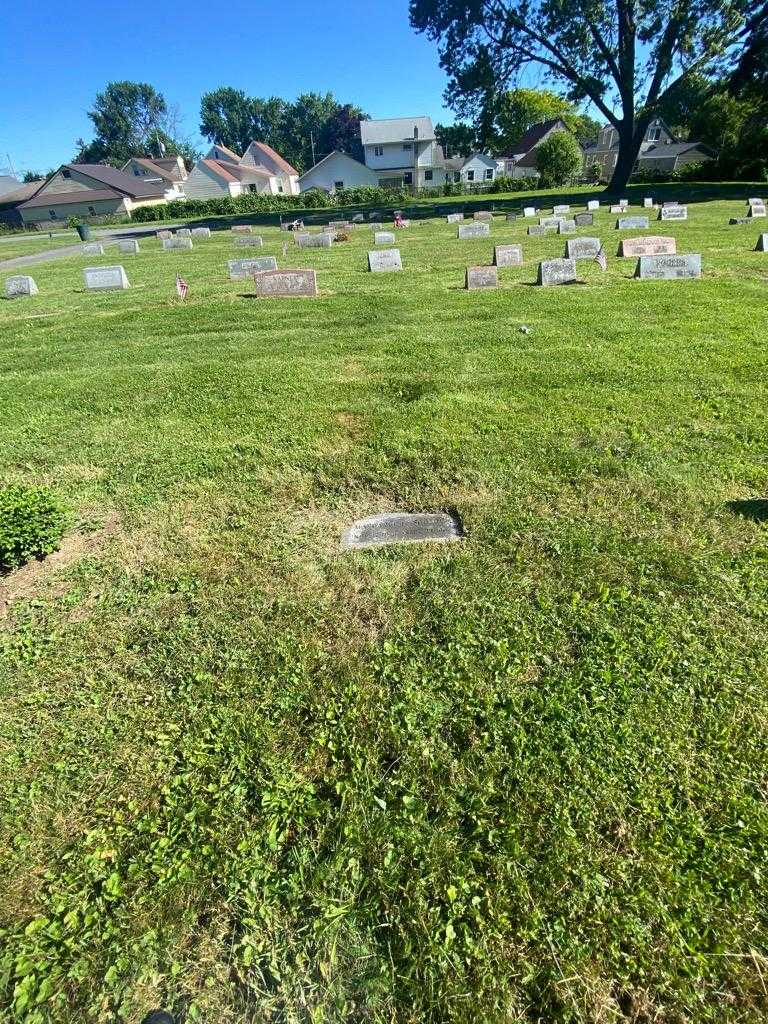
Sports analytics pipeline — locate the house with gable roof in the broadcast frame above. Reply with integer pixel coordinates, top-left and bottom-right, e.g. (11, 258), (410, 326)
(121, 155), (188, 198)
(494, 118), (576, 179)
(183, 143), (300, 200)
(360, 117), (445, 189)
(583, 117), (714, 178)
(17, 164), (167, 226)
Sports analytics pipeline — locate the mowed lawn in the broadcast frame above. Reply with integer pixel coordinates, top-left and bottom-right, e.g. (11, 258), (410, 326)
(0, 232), (79, 262)
(1, 192), (768, 1024)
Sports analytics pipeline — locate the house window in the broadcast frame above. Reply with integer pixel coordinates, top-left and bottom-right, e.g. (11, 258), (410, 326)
(403, 171), (413, 185)
(647, 127), (661, 142)
(62, 169), (71, 179)
(88, 206), (96, 215)
(277, 184), (283, 193)
(134, 168), (140, 176)
(49, 210), (57, 218)
(484, 168), (493, 180)
(373, 145), (383, 157)
(467, 170), (475, 182)
(248, 184), (258, 193)
(334, 180), (344, 190)
(403, 142), (412, 152)
(424, 169), (433, 181)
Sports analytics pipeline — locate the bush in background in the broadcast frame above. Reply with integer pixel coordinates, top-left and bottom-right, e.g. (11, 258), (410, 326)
(535, 131), (584, 188)
(0, 485), (66, 573)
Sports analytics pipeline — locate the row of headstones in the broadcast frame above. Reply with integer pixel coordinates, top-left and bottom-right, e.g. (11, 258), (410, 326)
(730, 198), (766, 224)
(81, 227), (213, 257)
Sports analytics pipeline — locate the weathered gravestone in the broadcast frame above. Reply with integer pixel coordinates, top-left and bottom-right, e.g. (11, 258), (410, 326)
(176, 228), (192, 237)
(82, 243), (104, 256)
(619, 198), (629, 207)
(329, 220), (351, 229)
(537, 258), (577, 286)
(341, 512), (463, 551)
(375, 231), (395, 245)
(4, 275), (38, 298)
(352, 213), (364, 223)
(234, 236), (264, 247)
(156, 230), (173, 240)
(523, 206), (537, 217)
(660, 206), (688, 220)
(643, 197), (655, 208)
(558, 219), (577, 234)
(634, 253), (701, 279)
(162, 237), (193, 250)
(83, 265), (129, 291)
(494, 244), (523, 267)
(296, 232), (333, 248)
(749, 204), (766, 218)
(609, 204), (624, 214)
(574, 212), (594, 227)
(458, 222), (490, 239)
(506, 213), (517, 222)
(191, 227), (211, 238)
(527, 225), (552, 236)
(553, 204), (570, 215)
(539, 216), (564, 228)
(253, 269), (318, 297)
(465, 265), (498, 289)
(228, 256), (278, 280)
(368, 249), (402, 272)
(748, 198), (765, 206)
(566, 237), (601, 259)
(446, 212), (464, 223)
(473, 211), (493, 221)
(617, 216), (649, 229)
(118, 239), (140, 254)
(619, 236), (676, 257)
(232, 225), (252, 233)
(587, 200), (600, 211)
(755, 234), (768, 251)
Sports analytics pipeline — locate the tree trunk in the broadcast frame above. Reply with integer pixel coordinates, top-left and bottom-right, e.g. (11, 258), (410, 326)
(607, 121), (645, 192)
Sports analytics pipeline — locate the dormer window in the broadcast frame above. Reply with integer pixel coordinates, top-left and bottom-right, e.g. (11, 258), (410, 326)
(62, 169), (71, 178)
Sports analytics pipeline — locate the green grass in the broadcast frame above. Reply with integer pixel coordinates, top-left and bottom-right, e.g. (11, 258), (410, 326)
(1, 190), (768, 1024)
(0, 232), (78, 262)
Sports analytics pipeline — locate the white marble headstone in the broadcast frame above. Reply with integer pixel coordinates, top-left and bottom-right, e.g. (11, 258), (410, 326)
(83, 265), (130, 290)
(4, 275), (39, 298)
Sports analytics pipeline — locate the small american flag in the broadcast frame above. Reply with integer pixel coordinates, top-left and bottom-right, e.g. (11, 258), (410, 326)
(594, 247), (607, 272)
(175, 273), (189, 301)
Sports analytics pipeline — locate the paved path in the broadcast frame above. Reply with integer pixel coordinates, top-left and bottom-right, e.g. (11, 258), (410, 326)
(0, 224), (182, 272)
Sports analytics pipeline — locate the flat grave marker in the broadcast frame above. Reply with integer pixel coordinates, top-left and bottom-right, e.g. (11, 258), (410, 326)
(493, 244), (523, 267)
(232, 225), (252, 233)
(458, 222), (490, 239)
(162, 237), (193, 250)
(634, 253), (701, 279)
(4, 275), (38, 298)
(341, 512), (463, 551)
(83, 265), (130, 291)
(566, 236), (601, 259)
(253, 268), (317, 297)
(537, 258), (577, 286)
(619, 236), (676, 257)
(228, 256), (278, 280)
(234, 236), (263, 247)
(368, 249), (402, 272)
(465, 265), (498, 289)
(617, 216), (649, 229)
(730, 217), (752, 225)
(374, 231), (395, 245)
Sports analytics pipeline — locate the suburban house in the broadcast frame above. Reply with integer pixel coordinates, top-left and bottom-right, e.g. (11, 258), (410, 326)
(495, 118), (572, 178)
(121, 155), (188, 198)
(583, 118), (715, 178)
(0, 175), (22, 198)
(0, 180), (44, 227)
(298, 150), (378, 193)
(18, 164), (167, 226)
(183, 143), (299, 200)
(443, 152), (498, 185)
(360, 117), (444, 188)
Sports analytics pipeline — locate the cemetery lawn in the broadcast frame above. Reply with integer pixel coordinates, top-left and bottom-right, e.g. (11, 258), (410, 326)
(1, 194), (768, 1024)
(0, 233), (79, 262)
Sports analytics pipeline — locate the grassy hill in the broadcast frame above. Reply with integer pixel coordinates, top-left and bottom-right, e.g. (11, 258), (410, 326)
(1, 192), (767, 1024)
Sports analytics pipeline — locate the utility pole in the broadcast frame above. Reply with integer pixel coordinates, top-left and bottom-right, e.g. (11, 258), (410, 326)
(310, 131), (316, 166)
(6, 153), (17, 179)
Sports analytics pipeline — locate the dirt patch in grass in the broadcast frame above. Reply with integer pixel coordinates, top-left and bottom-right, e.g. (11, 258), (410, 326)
(0, 512), (121, 622)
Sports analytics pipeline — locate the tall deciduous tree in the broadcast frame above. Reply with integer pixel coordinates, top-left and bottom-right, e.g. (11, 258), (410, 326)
(75, 82), (168, 165)
(410, 0), (753, 190)
(435, 122), (478, 156)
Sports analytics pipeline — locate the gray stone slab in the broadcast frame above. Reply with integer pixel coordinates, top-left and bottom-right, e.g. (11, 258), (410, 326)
(553, 204), (570, 215)
(368, 249), (402, 272)
(609, 205), (625, 214)
(617, 216), (649, 229)
(493, 244), (522, 267)
(228, 256), (278, 280)
(83, 265), (129, 291)
(748, 205), (766, 218)
(539, 216), (564, 228)
(253, 268), (317, 297)
(528, 225), (554, 236)
(4, 275), (38, 298)
(473, 211), (493, 221)
(156, 230), (173, 240)
(587, 200), (600, 211)
(634, 253), (701, 280)
(748, 198), (765, 206)
(374, 231), (395, 245)
(465, 265), (498, 289)
(458, 222), (490, 239)
(446, 212), (464, 223)
(660, 206), (688, 220)
(558, 219), (577, 234)
(82, 242), (104, 256)
(118, 239), (140, 254)
(574, 212), (594, 227)
(619, 236), (676, 257)
(233, 236), (263, 247)
(176, 228), (192, 237)
(191, 227), (211, 238)
(162, 237), (193, 250)
(352, 213), (364, 223)
(295, 232), (333, 248)
(537, 258), (577, 286)
(755, 234), (768, 251)
(341, 512), (463, 550)
(566, 236), (601, 259)
(506, 213), (517, 222)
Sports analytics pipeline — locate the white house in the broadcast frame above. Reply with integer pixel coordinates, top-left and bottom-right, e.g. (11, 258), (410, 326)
(121, 155), (188, 199)
(443, 152), (497, 185)
(184, 144), (299, 200)
(298, 151), (378, 193)
(360, 117), (443, 188)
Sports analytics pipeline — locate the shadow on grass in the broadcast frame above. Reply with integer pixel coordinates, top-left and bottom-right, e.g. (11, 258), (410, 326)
(728, 498), (768, 522)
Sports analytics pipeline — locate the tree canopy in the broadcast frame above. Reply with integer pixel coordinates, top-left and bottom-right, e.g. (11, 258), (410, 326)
(534, 130), (584, 186)
(410, 0), (755, 189)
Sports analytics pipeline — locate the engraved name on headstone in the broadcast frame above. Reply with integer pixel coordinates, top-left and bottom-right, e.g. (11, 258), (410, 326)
(368, 249), (402, 272)
(162, 237), (193, 250)
(228, 256), (278, 280)
(457, 222), (490, 239)
(634, 253), (701, 279)
(465, 265), (498, 289)
(295, 232), (333, 248)
(4, 275), (38, 298)
(574, 212), (594, 227)
(619, 236), (676, 257)
(83, 265), (130, 290)
(82, 242), (104, 256)
(493, 244), (523, 267)
(234, 235), (264, 247)
(341, 512), (463, 550)
(566, 237), (601, 259)
(118, 239), (140, 254)
(617, 216), (649, 229)
(253, 268), (318, 297)
(660, 206), (688, 220)
(537, 258), (577, 286)
(375, 231), (395, 244)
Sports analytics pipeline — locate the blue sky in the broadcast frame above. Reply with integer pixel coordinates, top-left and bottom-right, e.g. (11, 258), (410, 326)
(0, 0), (489, 176)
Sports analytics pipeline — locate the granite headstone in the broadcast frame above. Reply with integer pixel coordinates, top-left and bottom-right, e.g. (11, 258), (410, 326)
(83, 265), (130, 290)
(493, 244), (523, 267)
(253, 268), (318, 297)
(458, 222), (490, 239)
(465, 265), (498, 289)
(4, 275), (38, 298)
(228, 256), (278, 280)
(537, 258), (577, 286)
(619, 236), (676, 257)
(368, 249), (402, 272)
(634, 253), (701, 279)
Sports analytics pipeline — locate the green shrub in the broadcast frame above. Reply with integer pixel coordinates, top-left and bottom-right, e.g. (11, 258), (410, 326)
(0, 485), (66, 572)
(535, 131), (584, 187)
